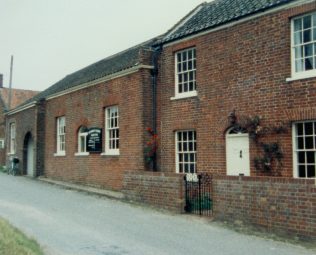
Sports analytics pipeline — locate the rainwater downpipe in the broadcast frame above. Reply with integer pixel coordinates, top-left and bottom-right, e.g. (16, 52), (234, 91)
(151, 45), (162, 171)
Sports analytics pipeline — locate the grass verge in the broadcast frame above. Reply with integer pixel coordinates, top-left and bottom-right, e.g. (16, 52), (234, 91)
(0, 217), (44, 255)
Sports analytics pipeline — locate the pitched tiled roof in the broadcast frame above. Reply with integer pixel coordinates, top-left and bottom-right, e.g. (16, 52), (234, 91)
(19, 37), (161, 108)
(162, 0), (296, 44)
(0, 88), (39, 110)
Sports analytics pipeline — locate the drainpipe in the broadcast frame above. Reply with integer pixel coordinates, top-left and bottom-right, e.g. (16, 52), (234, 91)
(151, 44), (162, 171)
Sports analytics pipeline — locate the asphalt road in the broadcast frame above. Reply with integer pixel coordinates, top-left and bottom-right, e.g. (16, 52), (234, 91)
(0, 173), (314, 255)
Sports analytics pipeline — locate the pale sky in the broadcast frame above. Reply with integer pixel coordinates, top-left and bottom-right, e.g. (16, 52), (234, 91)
(0, 0), (205, 91)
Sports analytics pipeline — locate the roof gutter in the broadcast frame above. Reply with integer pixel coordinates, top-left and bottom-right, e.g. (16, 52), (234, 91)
(162, 0), (314, 47)
(5, 101), (37, 116)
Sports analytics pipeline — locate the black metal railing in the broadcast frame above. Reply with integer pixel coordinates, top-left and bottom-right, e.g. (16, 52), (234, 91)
(184, 173), (212, 216)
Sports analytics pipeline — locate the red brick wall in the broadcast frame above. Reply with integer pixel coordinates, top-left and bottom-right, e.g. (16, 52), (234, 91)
(6, 106), (38, 175)
(44, 68), (153, 191)
(213, 175), (316, 240)
(157, 3), (316, 177)
(123, 171), (184, 212)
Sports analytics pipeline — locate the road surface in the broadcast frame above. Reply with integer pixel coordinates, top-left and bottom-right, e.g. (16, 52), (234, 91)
(0, 173), (314, 255)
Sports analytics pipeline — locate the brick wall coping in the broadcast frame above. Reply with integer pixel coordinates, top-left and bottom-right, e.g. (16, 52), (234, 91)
(124, 170), (183, 179)
(212, 174), (315, 185)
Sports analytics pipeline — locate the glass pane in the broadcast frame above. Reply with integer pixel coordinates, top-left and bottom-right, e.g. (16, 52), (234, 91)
(179, 163), (183, 173)
(189, 71), (194, 81)
(297, 123), (304, 135)
(190, 164), (195, 173)
(295, 46), (303, 58)
(295, 59), (304, 72)
(298, 137), (304, 149)
(179, 84), (183, 93)
(305, 136), (314, 149)
(177, 53), (181, 62)
(183, 62), (187, 71)
(294, 18), (302, 31)
(183, 142), (188, 151)
(182, 51), (187, 61)
(306, 151), (315, 163)
(193, 60), (196, 69)
(177, 132), (182, 141)
(190, 153), (195, 162)
(299, 165), (306, 177)
(178, 142), (182, 152)
(307, 165), (315, 178)
(188, 131), (193, 140)
(184, 164), (189, 173)
(189, 82), (194, 91)
(188, 61), (192, 70)
(298, 152), (305, 163)
(179, 154), (183, 163)
(116, 139), (119, 149)
(304, 44), (313, 57)
(303, 15), (312, 29)
(305, 122), (313, 135)
(184, 73), (188, 82)
(177, 63), (181, 73)
(194, 142), (197, 151)
(313, 13), (316, 26)
(183, 132), (187, 141)
(314, 29), (316, 40)
(294, 31), (302, 45)
(305, 57), (313, 70)
(304, 30), (311, 43)
(183, 83), (188, 92)
(188, 50), (192, 60)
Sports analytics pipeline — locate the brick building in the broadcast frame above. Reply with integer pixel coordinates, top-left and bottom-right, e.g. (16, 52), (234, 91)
(5, 0), (316, 239)
(0, 74), (38, 166)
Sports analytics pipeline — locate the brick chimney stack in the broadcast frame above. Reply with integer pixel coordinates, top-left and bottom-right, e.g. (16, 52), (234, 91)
(0, 74), (3, 88)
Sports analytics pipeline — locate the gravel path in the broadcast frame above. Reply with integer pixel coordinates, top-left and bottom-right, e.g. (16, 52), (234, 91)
(0, 174), (314, 255)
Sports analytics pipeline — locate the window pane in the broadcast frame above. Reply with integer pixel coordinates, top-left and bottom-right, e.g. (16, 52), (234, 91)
(189, 82), (194, 91)
(294, 32), (302, 45)
(182, 51), (187, 61)
(297, 123), (304, 135)
(304, 44), (313, 57)
(314, 29), (316, 40)
(305, 57), (313, 70)
(298, 152), (305, 163)
(190, 164), (195, 173)
(179, 154), (183, 163)
(305, 136), (314, 149)
(177, 53), (181, 62)
(183, 62), (187, 71)
(306, 151), (315, 163)
(305, 122), (313, 135)
(294, 19), (302, 31)
(304, 30), (311, 43)
(295, 59), (304, 72)
(183, 132), (187, 141)
(307, 165), (315, 178)
(298, 137), (304, 149)
(303, 15), (312, 29)
(184, 164), (189, 173)
(188, 50), (192, 60)
(295, 46), (303, 58)
(299, 165), (306, 177)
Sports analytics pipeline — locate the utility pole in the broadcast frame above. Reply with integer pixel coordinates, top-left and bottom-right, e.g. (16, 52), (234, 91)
(8, 55), (13, 110)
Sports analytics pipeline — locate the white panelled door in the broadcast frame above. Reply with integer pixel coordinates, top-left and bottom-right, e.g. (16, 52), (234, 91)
(26, 136), (34, 176)
(226, 133), (250, 176)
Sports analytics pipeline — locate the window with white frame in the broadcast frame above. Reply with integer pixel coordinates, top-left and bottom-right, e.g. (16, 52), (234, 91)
(291, 12), (316, 78)
(0, 139), (4, 149)
(9, 123), (16, 154)
(105, 106), (119, 155)
(293, 121), (316, 178)
(56, 116), (66, 155)
(175, 48), (196, 97)
(176, 130), (196, 173)
(77, 126), (88, 155)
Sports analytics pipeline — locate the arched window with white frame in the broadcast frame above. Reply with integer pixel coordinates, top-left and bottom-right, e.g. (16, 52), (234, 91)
(75, 126), (89, 156)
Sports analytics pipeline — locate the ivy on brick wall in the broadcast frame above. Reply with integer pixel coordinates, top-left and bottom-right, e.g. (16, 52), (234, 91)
(230, 112), (288, 174)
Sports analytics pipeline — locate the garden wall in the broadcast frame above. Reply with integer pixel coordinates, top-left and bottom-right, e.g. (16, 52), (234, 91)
(123, 171), (184, 212)
(212, 175), (316, 240)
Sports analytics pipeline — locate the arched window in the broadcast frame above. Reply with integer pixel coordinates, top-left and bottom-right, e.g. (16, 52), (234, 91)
(76, 126), (89, 155)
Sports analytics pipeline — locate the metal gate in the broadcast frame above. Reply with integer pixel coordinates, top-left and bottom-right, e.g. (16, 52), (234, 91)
(184, 173), (212, 216)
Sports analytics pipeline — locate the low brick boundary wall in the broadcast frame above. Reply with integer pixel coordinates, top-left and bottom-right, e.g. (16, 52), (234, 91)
(123, 171), (184, 212)
(212, 175), (316, 240)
